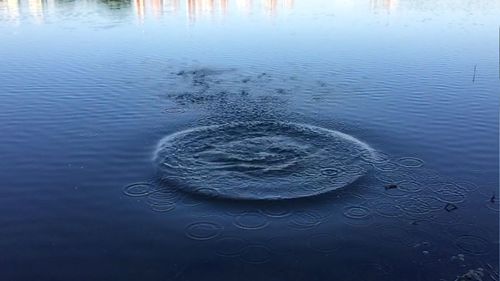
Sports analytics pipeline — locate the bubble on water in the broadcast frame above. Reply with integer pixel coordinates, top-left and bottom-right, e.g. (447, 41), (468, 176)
(153, 121), (376, 200)
(413, 241), (436, 256)
(185, 222), (223, 241)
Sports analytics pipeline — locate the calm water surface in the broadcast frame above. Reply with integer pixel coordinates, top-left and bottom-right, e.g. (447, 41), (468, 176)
(0, 0), (499, 280)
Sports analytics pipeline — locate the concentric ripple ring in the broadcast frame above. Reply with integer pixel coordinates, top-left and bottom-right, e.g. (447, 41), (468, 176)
(153, 121), (376, 200)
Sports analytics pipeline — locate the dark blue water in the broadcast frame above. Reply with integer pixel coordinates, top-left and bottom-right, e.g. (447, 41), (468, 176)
(1, 1), (499, 280)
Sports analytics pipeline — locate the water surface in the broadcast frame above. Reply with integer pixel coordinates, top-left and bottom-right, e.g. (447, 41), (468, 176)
(0, 0), (499, 280)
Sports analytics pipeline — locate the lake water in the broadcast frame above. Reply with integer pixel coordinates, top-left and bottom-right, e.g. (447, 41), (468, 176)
(0, 0), (499, 280)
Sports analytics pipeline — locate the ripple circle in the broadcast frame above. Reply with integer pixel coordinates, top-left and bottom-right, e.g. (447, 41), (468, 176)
(397, 157), (425, 168)
(233, 213), (270, 230)
(123, 183), (156, 197)
(343, 206), (371, 219)
(185, 222), (223, 241)
(154, 121), (376, 200)
(454, 235), (490, 255)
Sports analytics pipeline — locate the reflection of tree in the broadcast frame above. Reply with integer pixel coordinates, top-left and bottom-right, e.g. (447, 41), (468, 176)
(53, 0), (77, 6)
(1, 0), (296, 23)
(264, 0), (276, 16)
(0, 0), (21, 23)
(98, 0), (132, 10)
(370, 0), (398, 12)
(151, 0), (163, 17)
(186, 0), (292, 21)
(165, 0), (180, 12)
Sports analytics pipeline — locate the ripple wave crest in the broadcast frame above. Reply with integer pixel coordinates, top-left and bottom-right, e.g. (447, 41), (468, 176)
(153, 121), (376, 200)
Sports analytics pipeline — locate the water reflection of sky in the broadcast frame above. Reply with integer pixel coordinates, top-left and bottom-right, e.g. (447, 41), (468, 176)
(1, 0), (499, 25)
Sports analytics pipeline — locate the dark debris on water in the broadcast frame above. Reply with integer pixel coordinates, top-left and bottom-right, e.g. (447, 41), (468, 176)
(384, 184), (398, 190)
(445, 203), (458, 212)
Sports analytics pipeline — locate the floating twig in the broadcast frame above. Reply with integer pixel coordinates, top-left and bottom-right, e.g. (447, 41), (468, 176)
(472, 64), (477, 83)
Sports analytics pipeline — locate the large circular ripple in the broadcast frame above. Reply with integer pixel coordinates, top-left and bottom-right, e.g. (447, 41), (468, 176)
(153, 121), (376, 200)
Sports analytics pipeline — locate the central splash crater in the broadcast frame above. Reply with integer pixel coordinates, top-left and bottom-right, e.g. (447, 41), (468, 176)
(154, 121), (375, 200)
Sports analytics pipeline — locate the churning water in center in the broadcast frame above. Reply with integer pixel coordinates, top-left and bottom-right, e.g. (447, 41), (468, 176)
(154, 121), (376, 200)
